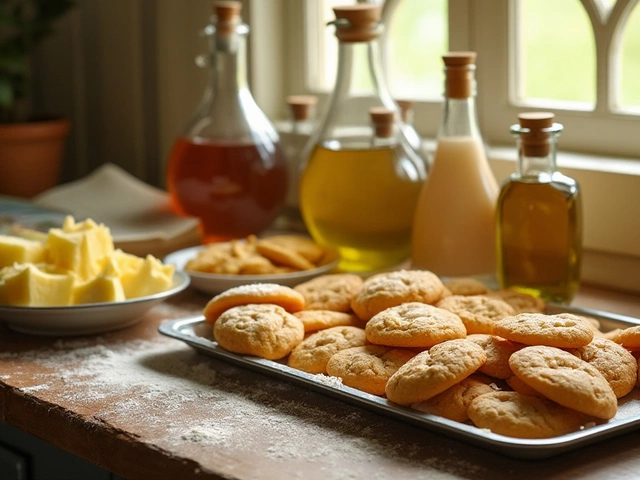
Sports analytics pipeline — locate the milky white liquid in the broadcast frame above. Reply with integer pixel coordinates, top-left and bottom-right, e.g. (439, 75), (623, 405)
(411, 136), (499, 276)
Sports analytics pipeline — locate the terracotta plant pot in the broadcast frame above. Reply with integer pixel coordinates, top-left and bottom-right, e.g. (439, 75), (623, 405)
(0, 118), (71, 198)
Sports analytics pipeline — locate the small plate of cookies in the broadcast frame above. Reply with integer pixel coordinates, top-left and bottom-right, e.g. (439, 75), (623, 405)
(164, 234), (340, 295)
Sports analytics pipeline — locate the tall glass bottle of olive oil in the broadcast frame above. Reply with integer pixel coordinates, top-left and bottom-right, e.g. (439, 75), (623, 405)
(496, 112), (582, 304)
(299, 4), (427, 272)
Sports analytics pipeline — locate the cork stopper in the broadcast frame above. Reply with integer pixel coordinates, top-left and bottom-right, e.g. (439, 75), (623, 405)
(286, 95), (318, 122)
(213, 1), (242, 35)
(332, 5), (382, 43)
(518, 112), (556, 157)
(443, 51), (477, 99)
(369, 107), (395, 138)
(395, 99), (414, 123)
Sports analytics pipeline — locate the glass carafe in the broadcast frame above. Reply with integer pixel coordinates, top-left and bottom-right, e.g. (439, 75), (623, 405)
(166, 1), (288, 243)
(299, 4), (427, 272)
(496, 112), (582, 304)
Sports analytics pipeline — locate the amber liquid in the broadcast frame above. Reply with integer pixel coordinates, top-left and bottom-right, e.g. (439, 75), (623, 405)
(496, 174), (582, 303)
(167, 137), (288, 242)
(299, 144), (423, 271)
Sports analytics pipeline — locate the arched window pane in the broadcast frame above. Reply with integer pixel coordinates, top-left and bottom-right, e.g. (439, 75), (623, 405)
(386, 0), (448, 101)
(620, 4), (640, 109)
(518, 0), (596, 107)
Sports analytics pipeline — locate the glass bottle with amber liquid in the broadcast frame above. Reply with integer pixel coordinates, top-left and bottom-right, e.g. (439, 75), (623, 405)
(496, 112), (582, 304)
(299, 4), (427, 272)
(166, 1), (288, 243)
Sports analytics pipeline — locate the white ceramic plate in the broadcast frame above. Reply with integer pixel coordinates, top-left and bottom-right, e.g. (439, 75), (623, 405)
(164, 245), (340, 296)
(0, 271), (190, 336)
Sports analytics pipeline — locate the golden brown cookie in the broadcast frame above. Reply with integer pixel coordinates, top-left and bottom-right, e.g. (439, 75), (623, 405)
(468, 391), (584, 439)
(436, 295), (516, 334)
(506, 375), (544, 397)
(412, 374), (497, 422)
(486, 289), (546, 314)
(365, 302), (467, 348)
(614, 325), (640, 350)
(293, 273), (363, 312)
(326, 345), (416, 396)
(287, 326), (368, 374)
(466, 334), (522, 379)
(350, 270), (445, 321)
(443, 278), (489, 296)
(492, 312), (594, 348)
(385, 339), (487, 406)
(262, 235), (326, 264)
(256, 239), (316, 270)
(569, 336), (638, 398)
(213, 304), (304, 360)
(509, 345), (617, 419)
(203, 283), (305, 324)
(294, 310), (363, 333)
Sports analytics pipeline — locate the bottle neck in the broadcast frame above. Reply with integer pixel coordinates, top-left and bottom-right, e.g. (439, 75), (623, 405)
(439, 96), (482, 139)
(208, 31), (249, 94)
(517, 139), (558, 177)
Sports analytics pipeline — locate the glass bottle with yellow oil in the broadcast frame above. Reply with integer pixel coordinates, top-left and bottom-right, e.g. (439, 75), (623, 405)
(496, 112), (582, 304)
(299, 4), (427, 272)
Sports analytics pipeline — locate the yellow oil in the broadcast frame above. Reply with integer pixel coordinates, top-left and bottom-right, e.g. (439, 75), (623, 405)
(300, 143), (424, 271)
(496, 173), (582, 304)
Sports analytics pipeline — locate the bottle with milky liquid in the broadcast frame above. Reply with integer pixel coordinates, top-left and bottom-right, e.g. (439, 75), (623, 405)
(411, 52), (499, 277)
(497, 112), (582, 304)
(166, 1), (288, 243)
(299, 4), (427, 272)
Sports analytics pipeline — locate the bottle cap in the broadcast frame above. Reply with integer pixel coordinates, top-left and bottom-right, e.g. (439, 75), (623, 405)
(369, 107), (395, 138)
(286, 95), (318, 122)
(213, 1), (242, 35)
(332, 5), (382, 43)
(443, 51), (477, 99)
(395, 100), (414, 123)
(518, 112), (556, 157)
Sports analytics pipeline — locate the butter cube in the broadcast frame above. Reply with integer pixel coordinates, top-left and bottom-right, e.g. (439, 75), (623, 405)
(0, 263), (75, 306)
(72, 262), (125, 305)
(119, 254), (175, 299)
(47, 216), (114, 281)
(0, 235), (46, 268)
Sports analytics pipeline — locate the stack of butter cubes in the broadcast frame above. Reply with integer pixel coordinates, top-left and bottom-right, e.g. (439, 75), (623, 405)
(0, 216), (175, 306)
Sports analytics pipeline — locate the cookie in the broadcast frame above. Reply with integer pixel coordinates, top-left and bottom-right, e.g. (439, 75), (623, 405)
(506, 375), (544, 397)
(365, 302), (467, 348)
(466, 334), (522, 379)
(262, 235), (326, 264)
(294, 273), (363, 312)
(203, 283), (305, 324)
(326, 345), (416, 396)
(412, 373), (496, 422)
(569, 336), (638, 398)
(468, 391), (584, 439)
(350, 270), (445, 321)
(436, 295), (516, 334)
(509, 345), (617, 419)
(385, 339), (487, 406)
(443, 277), (488, 296)
(288, 326), (367, 374)
(294, 310), (363, 333)
(614, 325), (640, 350)
(256, 239), (316, 270)
(213, 304), (304, 360)
(492, 312), (594, 348)
(486, 289), (546, 314)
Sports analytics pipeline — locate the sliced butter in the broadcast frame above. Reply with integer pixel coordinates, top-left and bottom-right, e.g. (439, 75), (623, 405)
(119, 254), (175, 299)
(0, 263), (75, 306)
(72, 262), (125, 305)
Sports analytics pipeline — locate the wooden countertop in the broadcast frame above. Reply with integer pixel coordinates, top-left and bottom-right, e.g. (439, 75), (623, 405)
(2, 285), (640, 480)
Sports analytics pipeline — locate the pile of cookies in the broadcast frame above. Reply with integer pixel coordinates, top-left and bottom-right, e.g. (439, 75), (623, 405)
(202, 270), (640, 439)
(186, 234), (334, 275)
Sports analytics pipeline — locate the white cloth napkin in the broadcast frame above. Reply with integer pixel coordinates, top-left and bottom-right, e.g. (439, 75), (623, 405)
(33, 163), (200, 244)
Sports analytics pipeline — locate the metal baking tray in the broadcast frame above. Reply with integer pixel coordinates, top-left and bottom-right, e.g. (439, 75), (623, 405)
(159, 304), (640, 459)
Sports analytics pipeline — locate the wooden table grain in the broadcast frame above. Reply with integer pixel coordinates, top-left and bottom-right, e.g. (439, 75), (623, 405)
(1, 285), (640, 480)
